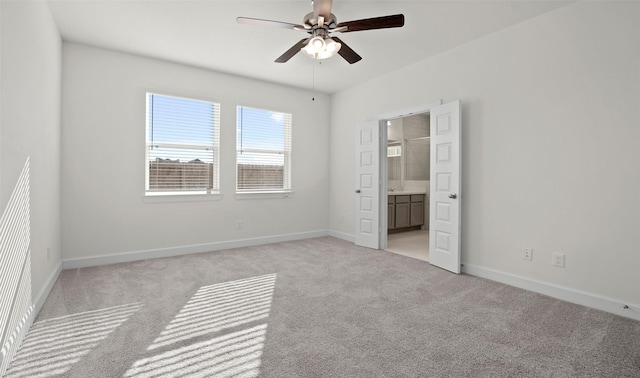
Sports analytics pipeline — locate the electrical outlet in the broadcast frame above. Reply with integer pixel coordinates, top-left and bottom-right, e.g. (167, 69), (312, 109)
(523, 248), (533, 261)
(236, 220), (243, 229)
(552, 252), (565, 268)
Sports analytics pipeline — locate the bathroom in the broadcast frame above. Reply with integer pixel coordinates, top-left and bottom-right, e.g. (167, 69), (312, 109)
(385, 113), (430, 261)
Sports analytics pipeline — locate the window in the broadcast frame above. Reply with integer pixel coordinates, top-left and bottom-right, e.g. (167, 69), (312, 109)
(236, 106), (292, 192)
(146, 93), (220, 195)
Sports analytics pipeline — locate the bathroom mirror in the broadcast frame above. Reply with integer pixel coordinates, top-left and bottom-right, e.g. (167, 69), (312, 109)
(387, 114), (430, 182)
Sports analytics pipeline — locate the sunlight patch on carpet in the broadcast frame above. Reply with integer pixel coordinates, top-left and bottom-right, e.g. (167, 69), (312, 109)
(124, 324), (267, 378)
(147, 273), (276, 351)
(125, 273), (277, 377)
(4, 302), (143, 378)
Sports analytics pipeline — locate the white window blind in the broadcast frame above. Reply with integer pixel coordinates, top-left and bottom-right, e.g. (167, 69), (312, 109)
(236, 106), (292, 192)
(146, 93), (220, 195)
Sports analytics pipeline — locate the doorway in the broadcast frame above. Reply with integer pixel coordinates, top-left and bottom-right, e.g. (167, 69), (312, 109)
(385, 113), (430, 262)
(354, 100), (461, 273)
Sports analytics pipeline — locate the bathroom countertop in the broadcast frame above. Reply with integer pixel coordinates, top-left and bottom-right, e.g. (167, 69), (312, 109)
(387, 190), (427, 195)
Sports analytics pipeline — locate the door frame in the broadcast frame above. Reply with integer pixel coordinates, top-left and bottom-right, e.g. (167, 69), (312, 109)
(377, 101), (442, 250)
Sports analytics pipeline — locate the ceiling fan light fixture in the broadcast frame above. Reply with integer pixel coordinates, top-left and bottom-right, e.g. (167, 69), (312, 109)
(304, 36), (326, 54)
(301, 36), (341, 60)
(325, 37), (341, 53)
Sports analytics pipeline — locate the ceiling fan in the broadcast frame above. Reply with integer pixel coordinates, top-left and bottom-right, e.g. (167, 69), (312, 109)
(236, 0), (404, 64)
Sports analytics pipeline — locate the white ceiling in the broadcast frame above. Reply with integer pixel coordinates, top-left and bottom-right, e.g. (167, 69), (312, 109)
(47, 0), (570, 94)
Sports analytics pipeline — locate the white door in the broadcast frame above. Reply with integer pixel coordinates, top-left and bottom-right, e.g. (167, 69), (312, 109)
(354, 120), (380, 249)
(429, 100), (462, 273)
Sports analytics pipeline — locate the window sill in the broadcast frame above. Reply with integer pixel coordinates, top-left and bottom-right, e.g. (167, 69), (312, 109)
(143, 191), (222, 203)
(235, 191), (294, 200)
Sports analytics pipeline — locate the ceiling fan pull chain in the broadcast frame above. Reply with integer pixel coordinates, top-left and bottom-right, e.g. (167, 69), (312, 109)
(312, 59), (316, 101)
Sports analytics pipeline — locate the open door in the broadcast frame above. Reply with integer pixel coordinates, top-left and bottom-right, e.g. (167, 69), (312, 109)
(429, 100), (461, 273)
(354, 120), (380, 249)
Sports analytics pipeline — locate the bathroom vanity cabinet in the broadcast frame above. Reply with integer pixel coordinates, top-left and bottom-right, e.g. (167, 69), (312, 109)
(388, 194), (425, 231)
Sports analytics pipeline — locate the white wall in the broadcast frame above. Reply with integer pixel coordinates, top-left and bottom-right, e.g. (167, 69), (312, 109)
(1, 0), (62, 307)
(61, 43), (330, 261)
(330, 2), (640, 306)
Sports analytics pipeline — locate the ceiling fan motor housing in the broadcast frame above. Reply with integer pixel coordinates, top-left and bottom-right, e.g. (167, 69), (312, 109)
(303, 12), (337, 29)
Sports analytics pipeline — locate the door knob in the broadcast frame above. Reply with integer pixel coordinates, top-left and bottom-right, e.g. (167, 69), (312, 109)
(448, 193), (457, 199)
(355, 190), (361, 193)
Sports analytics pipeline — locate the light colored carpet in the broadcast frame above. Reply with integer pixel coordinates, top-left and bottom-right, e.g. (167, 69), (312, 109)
(5, 237), (640, 377)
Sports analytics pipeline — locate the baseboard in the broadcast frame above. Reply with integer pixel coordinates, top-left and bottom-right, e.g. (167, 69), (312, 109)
(62, 230), (330, 269)
(328, 230), (354, 243)
(462, 263), (640, 322)
(34, 260), (62, 316)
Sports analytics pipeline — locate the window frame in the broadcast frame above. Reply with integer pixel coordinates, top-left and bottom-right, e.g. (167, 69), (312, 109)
(235, 105), (292, 194)
(144, 92), (221, 198)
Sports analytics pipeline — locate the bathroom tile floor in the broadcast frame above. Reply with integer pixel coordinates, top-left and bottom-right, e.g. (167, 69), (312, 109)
(385, 229), (429, 262)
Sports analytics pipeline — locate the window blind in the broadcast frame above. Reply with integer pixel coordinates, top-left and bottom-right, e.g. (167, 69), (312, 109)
(146, 93), (220, 194)
(236, 106), (292, 192)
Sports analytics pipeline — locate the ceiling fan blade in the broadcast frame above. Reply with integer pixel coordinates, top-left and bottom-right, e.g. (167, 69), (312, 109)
(313, 0), (333, 23)
(332, 37), (362, 64)
(236, 17), (306, 31)
(275, 38), (309, 63)
(328, 26), (347, 33)
(336, 14), (405, 33)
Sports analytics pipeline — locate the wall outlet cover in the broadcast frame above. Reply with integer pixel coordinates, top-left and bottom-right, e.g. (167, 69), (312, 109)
(552, 252), (565, 268)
